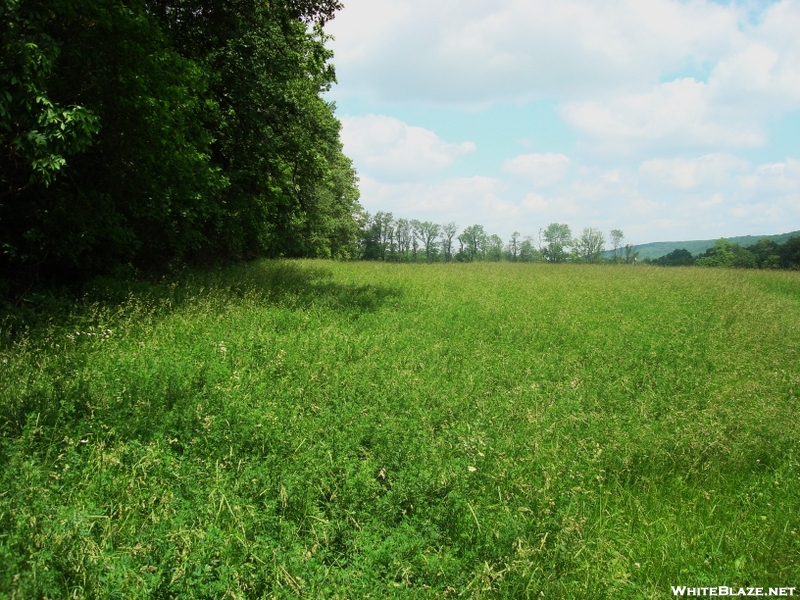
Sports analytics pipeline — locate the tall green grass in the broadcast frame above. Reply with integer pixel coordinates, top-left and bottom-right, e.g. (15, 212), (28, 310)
(1, 261), (798, 598)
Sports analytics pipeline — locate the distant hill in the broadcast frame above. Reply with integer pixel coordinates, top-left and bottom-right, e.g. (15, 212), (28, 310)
(603, 230), (800, 261)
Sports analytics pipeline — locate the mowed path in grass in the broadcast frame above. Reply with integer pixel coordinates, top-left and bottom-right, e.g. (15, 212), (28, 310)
(1, 261), (799, 598)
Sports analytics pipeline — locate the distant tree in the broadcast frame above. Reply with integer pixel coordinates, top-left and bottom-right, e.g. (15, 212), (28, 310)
(653, 248), (695, 266)
(506, 232), (521, 262)
(779, 236), (800, 269)
(459, 224), (486, 262)
(610, 229), (624, 262)
(414, 221), (440, 262)
(440, 222), (458, 262)
(519, 236), (543, 262)
(695, 239), (756, 269)
(541, 223), (572, 263)
(358, 212), (381, 260)
(574, 227), (606, 263)
(375, 212), (394, 261)
(624, 244), (639, 265)
(487, 234), (504, 262)
(745, 238), (781, 269)
(395, 218), (412, 260)
(410, 220), (422, 262)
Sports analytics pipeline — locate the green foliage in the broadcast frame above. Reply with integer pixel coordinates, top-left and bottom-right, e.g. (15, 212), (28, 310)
(416, 221), (441, 262)
(506, 231), (521, 262)
(541, 222), (572, 263)
(485, 234), (504, 262)
(695, 239), (756, 269)
(652, 248), (695, 267)
(610, 229), (625, 261)
(647, 237), (800, 271)
(0, 0), (359, 292)
(778, 236), (800, 270)
(358, 219), (613, 267)
(440, 221), (458, 262)
(624, 230), (800, 262)
(457, 224), (487, 262)
(517, 236), (543, 262)
(573, 226), (606, 263)
(2, 261), (799, 597)
(0, 0), (100, 195)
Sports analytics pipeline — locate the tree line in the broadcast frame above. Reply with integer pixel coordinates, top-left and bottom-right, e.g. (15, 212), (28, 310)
(357, 212), (638, 264)
(646, 237), (800, 270)
(1, 0), (360, 297)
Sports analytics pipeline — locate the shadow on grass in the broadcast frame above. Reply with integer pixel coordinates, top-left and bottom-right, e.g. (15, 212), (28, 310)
(1, 260), (402, 340)
(212, 260), (402, 314)
(0, 260), (402, 440)
(95, 259), (403, 316)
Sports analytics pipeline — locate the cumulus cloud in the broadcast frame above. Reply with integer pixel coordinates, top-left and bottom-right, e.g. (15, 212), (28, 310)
(562, 79), (766, 154)
(356, 152), (800, 243)
(327, 0), (740, 102)
(521, 193), (550, 212)
(557, 1), (800, 155)
(327, 1), (800, 241)
(639, 154), (751, 190)
(739, 157), (800, 195)
(503, 153), (571, 186)
(329, 0), (800, 156)
(357, 175), (506, 217)
(339, 115), (475, 180)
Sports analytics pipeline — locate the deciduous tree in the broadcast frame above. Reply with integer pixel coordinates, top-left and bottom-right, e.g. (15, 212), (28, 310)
(1, 0), (361, 291)
(541, 223), (572, 263)
(575, 227), (605, 263)
(440, 222), (458, 262)
(610, 229), (624, 262)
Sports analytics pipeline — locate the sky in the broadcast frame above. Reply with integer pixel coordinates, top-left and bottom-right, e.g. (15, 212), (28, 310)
(323, 0), (800, 246)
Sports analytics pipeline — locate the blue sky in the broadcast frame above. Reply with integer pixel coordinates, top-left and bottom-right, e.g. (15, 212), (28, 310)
(325, 0), (800, 246)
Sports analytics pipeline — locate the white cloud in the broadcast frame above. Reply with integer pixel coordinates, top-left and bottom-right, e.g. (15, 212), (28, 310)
(698, 193), (725, 209)
(327, 1), (800, 241)
(556, 1), (800, 155)
(503, 153), (571, 186)
(357, 175), (506, 218)
(562, 79), (766, 154)
(329, 0), (800, 156)
(339, 115), (475, 180)
(521, 193), (550, 212)
(355, 152), (800, 244)
(327, 0), (740, 102)
(739, 157), (800, 195)
(639, 154), (751, 190)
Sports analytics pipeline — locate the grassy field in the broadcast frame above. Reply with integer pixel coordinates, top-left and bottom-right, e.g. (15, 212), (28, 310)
(1, 261), (799, 599)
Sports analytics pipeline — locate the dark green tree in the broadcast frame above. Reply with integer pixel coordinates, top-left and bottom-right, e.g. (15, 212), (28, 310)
(457, 224), (485, 262)
(745, 238), (781, 269)
(779, 236), (800, 269)
(653, 248), (695, 266)
(1, 0), (360, 293)
(695, 239), (756, 269)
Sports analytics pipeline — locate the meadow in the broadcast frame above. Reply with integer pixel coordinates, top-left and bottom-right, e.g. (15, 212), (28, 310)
(1, 261), (798, 599)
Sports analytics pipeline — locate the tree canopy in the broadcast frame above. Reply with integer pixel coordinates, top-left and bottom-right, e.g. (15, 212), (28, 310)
(646, 237), (800, 270)
(1, 0), (360, 294)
